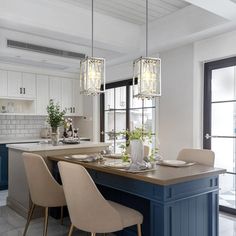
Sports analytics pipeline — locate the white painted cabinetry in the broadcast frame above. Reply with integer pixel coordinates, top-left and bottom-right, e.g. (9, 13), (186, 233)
(72, 79), (83, 116)
(49, 76), (62, 106)
(7, 71), (22, 98)
(7, 71), (36, 99)
(0, 69), (83, 116)
(36, 75), (49, 115)
(22, 73), (36, 99)
(0, 70), (8, 97)
(61, 78), (73, 114)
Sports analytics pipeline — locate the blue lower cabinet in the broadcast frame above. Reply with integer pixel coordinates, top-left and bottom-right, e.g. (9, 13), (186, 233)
(0, 144), (8, 190)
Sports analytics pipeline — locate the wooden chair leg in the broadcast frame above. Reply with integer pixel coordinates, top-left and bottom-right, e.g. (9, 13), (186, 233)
(60, 206), (64, 225)
(43, 207), (49, 236)
(23, 203), (36, 236)
(137, 224), (142, 236)
(68, 224), (74, 236)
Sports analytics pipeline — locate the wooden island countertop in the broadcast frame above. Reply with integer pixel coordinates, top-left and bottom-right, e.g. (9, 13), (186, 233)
(48, 155), (226, 186)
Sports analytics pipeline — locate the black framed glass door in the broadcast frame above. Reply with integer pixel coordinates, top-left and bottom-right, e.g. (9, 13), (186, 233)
(204, 57), (236, 214)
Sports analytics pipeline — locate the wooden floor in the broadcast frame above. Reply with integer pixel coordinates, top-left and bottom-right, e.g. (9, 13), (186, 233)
(0, 191), (235, 236)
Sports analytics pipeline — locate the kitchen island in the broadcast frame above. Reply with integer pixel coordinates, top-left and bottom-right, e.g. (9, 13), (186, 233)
(49, 154), (225, 236)
(7, 141), (109, 218)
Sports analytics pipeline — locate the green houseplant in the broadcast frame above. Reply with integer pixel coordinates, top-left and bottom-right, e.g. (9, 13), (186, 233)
(119, 127), (152, 163)
(47, 99), (66, 145)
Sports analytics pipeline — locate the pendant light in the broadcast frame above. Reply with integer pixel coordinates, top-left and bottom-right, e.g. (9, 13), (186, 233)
(80, 0), (105, 95)
(133, 0), (161, 99)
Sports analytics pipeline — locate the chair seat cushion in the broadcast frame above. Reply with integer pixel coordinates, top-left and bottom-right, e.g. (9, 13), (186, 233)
(108, 201), (143, 228)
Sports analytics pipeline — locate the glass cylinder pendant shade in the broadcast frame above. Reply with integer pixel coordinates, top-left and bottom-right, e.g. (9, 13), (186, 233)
(133, 57), (161, 99)
(80, 56), (105, 95)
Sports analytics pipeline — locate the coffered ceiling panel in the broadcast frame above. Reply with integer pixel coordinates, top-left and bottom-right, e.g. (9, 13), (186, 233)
(59, 0), (189, 24)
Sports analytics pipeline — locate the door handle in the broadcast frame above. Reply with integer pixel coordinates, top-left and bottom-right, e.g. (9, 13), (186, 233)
(205, 133), (236, 139)
(23, 88), (26, 94)
(20, 87), (22, 94)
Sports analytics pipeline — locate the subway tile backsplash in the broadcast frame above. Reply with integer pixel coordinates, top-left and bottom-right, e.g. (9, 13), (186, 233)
(0, 115), (46, 139)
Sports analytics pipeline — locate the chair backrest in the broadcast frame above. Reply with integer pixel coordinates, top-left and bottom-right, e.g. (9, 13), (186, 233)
(58, 161), (123, 233)
(177, 148), (215, 167)
(22, 152), (65, 207)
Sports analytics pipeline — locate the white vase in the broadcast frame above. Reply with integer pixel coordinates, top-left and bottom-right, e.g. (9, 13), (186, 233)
(130, 139), (144, 170)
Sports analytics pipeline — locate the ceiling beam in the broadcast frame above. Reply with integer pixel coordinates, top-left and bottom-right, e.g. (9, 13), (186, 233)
(184, 0), (236, 21)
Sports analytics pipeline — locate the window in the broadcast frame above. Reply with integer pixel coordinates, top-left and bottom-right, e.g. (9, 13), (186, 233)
(100, 79), (157, 153)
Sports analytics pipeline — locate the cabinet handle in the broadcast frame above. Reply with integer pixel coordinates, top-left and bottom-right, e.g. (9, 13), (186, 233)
(73, 107), (75, 113)
(70, 107), (73, 113)
(23, 88), (26, 94)
(20, 87), (22, 94)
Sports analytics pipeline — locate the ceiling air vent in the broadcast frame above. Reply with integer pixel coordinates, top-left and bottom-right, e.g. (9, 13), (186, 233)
(7, 40), (86, 60)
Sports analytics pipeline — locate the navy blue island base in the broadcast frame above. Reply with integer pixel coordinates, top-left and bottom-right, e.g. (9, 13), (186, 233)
(50, 158), (224, 236)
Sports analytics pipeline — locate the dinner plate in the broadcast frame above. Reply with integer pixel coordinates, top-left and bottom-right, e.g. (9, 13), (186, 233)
(103, 160), (130, 169)
(162, 160), (186, 166)
(71, 154), (90, 159)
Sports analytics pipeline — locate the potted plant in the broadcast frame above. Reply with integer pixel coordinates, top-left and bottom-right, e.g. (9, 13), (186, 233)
(120, 127), (152, 169)
(47, 99), (66, 145)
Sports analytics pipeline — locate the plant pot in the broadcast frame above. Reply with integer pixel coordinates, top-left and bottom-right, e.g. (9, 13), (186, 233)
(130, 139), (144, 170)
(51, 127), (59, 146)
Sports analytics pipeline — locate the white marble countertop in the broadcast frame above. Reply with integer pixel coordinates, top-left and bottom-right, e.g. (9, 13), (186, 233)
(7, 141), (109, 152)
(0, 137), (90, 144)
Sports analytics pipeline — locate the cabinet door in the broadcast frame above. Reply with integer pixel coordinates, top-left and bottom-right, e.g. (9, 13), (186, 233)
(0, 144), (8, 190)
(22, 73), (36, 98)
(72, 79), (83, 116)
(61, 78), (73, 115)
(36, 75), (49, 115)
(7, 71), (22, 97)
(0, 70), (8, 97)
(49, 77), (62, 106)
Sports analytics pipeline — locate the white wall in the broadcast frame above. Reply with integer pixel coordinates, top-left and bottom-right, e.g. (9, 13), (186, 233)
(159, 44), (194, 159)
(106, 61), (133, 83)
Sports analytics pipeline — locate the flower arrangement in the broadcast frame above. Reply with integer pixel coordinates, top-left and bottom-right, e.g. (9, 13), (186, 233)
(119, 127), (152, 162)
(47, 99), (66, 133)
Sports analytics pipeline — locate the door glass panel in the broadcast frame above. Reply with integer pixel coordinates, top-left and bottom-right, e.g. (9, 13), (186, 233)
(212, 138), (235, 172)
(212, 102), (236, 136)
(130, 109), (142, 130)
(105, 88), (114, 110)
(130, 88), (143, 108)
(219, 173), (236, 209)
(212, 67), (235, 102)
(143, 108), (155, 133)
(115, 87), (126, 109)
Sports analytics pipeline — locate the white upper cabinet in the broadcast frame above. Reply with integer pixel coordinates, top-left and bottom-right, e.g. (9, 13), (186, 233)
(72, 79), (83, 116)
(0, 70), (83, 116)
(49, 77), (62, 106)
(36, 75), (49, 115)
(0, 70), (8, 97)
(22, 73), (36, 99)
(7, 71), (22, 98)
(7, 71), (36, 99)
(61, 78), (73, 115)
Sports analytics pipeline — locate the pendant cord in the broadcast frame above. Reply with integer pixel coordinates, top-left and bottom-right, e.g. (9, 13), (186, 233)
(92, 0), (94, 57)
(146, 0), (148, 57)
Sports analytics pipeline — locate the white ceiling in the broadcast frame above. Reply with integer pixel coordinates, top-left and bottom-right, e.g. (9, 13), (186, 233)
(59, 0), (189, 25)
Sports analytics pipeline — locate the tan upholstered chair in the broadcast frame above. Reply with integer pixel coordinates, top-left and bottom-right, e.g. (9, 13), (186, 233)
(22, 153), (66, 236)
(58, 161), (143, 236)
(177, 148), (215, 167)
